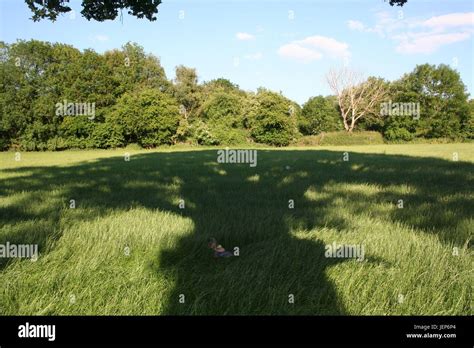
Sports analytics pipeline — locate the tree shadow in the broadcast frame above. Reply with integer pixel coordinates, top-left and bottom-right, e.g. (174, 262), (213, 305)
(0, 148), (472, 314)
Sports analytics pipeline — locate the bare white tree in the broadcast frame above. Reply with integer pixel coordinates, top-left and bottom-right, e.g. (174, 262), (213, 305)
(326, 67), (388, 132)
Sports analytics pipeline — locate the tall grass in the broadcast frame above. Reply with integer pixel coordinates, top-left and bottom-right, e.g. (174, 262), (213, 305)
(0, 144), (472, 315)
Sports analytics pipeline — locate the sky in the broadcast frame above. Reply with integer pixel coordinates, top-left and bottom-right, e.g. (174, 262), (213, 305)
(1, 0), (473, 105)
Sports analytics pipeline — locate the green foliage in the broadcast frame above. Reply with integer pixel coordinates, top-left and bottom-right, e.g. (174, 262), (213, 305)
(386, 64), (470, 140)
(209, 124), (249, 145)
(1, 40), (173, 150)
(58, 116), (95, 149)
(104, 42), (170, 97)
(188, 120), (248, 146)
(191, 120), (220, 145)
(172, 65), (201, 119)
(109, 88), (180, 147)
(461, 99), (474, 139)
(300, 95), (342, 135)
(249, 89), (298, 146)
(25, 0), (162, 22)
(172, 117), (192, 144)
(91, 122), (125, 148)
(202, 78), (240, 94)
(384, 127), (414, 141)
(194, 90), (250, 145)
(45, 136), (68, 151)
(296, 131), (385, 146)
(0, 40), (470, 151)
(200, 92), (242, 125)
(320, 131), (384, 145)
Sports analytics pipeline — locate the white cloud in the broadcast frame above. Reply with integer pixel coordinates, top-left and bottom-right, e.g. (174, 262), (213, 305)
(348, 11), (474, 54)
(244, 52), (263, 60)
(278, 43), (322, 62)
(348, 11), (413, 37)
(278, 35), (349, 63)
(295, 35), (350, 59)
(347, 20), (365, 31)
(422, 12), (474, 30)
(236, 32), (255, 41)
(396, 32), (471, 54)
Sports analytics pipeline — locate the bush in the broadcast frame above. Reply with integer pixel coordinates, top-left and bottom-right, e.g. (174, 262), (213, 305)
(249, 89), (297, 146)
(292, 135), (325, 146)
(192, 121), (220, 145)
(0, 133), (10, 150)
(91, 122), (125, 148)
(200, 92), (243, 126)
(384, 127), (414, 141)
(109, 88), (181, 147)
(300, 95), (342, 135)
(18, 121), (55, 151)
(46, 136), (68, 151)
(172, 118), (192, 144)
(210, 124), (249, 145)
(293, 131), (384, 146)
(59, 116), (95, 149)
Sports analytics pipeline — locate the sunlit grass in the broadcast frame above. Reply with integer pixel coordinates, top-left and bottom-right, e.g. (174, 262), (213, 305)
(0, 143), (472, 315)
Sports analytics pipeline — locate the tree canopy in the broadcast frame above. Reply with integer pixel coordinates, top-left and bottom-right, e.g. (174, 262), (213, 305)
(25, 0), (162, 22)
(0, 40), (471, 151)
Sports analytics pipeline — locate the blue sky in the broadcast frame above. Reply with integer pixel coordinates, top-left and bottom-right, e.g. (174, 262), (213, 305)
(1, 0), (473, 105)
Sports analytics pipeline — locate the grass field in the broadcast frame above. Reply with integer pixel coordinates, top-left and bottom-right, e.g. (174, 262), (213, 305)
(0, 144), (472, 315)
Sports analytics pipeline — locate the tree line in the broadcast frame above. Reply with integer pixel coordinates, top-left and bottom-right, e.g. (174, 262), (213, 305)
(0, 40), (472, 151)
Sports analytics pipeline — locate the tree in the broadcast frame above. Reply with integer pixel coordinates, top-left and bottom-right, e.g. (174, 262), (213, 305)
(200, 92), (243, 126)
(465, 100), (474, 139)
(104, 42), (170, 97)
(202, 78), (240, 94)
(25, 0), (162, 22)
(300, 95), (342, 135)
(196, 91), (248, 145)
(249, 89), (298, 146)
(388, 64), (471, 139)
(108, 88), (180, 147)
(0, 40), (123, 150)
(0, 40), (177, 150)
(0, 40), (72, 150)
(388, 0), (408, 6)
(173, 65), (201, 119)
(326, 68), (388, 132)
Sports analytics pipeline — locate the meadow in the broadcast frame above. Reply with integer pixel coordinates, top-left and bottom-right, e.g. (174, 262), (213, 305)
(0, 143), (472, 315)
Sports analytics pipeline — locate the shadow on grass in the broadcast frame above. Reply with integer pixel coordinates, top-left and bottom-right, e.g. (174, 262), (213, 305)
(0, 149), (472, 314)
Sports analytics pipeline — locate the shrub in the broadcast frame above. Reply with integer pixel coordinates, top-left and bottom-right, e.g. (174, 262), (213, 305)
(46, 136), (68, 151)
(200, 92), (243, 126)
(384, 127), (414, 141)
(293, 131), (384, 146)
(300, 95), (342, 135)
(91, 122), (125, 148)
(109, 88), (181, 147)
(0, 132), (10, 150)
(249, 89), (297, 146)
(59, 116), (95, 149)
(210, 123), (250, 145)
(192, 121), (220, 145)
(19, 121), (55, 151)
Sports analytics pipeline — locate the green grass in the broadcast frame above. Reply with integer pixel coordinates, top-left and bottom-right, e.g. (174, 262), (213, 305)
(0, 144), (472, 315)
